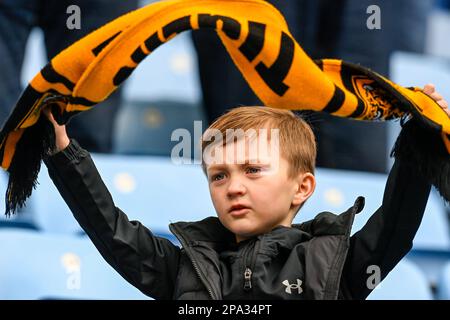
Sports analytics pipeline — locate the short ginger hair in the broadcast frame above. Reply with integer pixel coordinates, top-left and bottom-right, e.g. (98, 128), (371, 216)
(201, 106), (316, 178)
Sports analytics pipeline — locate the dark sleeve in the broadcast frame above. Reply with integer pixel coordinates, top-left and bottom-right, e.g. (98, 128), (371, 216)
(339, 158), (431, 300)
(43, 139), (180, 300)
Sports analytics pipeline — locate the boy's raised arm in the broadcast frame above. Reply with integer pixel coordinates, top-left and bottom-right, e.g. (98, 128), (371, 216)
(42, 108), (180, 300)
(339, 84), (449, 300)
(339, 157), (431, 300)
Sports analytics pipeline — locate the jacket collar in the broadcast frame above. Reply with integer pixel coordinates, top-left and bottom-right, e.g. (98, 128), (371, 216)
(170, 196), (365, 249)
(168, 196), (365, 300)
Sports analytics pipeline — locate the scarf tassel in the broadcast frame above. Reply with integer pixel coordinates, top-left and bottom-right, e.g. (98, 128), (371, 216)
(4, 105), (57, 216)
(391, 118), (450, 203)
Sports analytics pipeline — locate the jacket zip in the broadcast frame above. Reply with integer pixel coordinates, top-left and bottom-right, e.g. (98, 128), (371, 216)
(244, 267), (252, 290)
(243, 238), (260, 292)
(243, 243), (253, 291)
(169, 224), (216, 300)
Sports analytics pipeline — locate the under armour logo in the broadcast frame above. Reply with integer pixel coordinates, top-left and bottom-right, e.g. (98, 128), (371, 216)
(282, 279), (303, 294)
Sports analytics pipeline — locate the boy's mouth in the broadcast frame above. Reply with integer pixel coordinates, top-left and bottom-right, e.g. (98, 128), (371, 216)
(229, 204), (251, 217)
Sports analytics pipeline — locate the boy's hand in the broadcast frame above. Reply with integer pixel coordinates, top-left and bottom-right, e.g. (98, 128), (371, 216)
(42, 106), (70, 153)
(423, 84), (450, 118)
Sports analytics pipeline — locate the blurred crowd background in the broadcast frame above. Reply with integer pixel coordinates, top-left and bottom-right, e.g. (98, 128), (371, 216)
(0, 0), (450, 300)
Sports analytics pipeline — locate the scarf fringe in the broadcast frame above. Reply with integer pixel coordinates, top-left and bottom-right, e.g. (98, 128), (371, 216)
(4, 108), (56, 216)
(391, 118), (450, 203)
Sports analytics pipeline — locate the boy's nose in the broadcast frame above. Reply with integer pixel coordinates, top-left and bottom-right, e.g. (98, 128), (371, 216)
(227, 179), (247, 198)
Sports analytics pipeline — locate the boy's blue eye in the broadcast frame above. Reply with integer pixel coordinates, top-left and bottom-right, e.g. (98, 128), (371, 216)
(211, 173), (225, 181)
(246, 167), (261, 174)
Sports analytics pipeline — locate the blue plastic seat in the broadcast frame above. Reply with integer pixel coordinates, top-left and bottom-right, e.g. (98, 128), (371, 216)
(436, 0), (450, 9)
(297, 168), (450, 251)
(114, 27), (205, 157)
(0, 229), (149, 299)
(112, 99), (206, 157)
(30, 168), (83, 235)
(32, 152), (450, 253)
(412, 190), (450, 250)
(388, 51), (450, 168)
(297, 168), (386, 225)
(122, 30), (201, 103)
(0, 171), (38, 230)
(390, 52), (450, 98)
(436, 262), (450, 300)
(367, 258), (433, 300)
(33, 153), (214, 236)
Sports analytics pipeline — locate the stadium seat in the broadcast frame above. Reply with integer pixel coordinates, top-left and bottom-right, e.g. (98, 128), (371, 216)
(0, 229), (150, 299)
(436, 262), (450, 300)
(367, 258), (433, 300)
(297, 168), (450, 251)
(113, 23), (205, 156)
(425, 10), (450, 59)
(388, 51), (450, 168)
(387, 52), (450, 247)
(412, 190), (450, 250)
(32, 153), (214, 236)
(30, 168), (83, 235)
(436, 0), (450, 10)
(0, 171), (38, 230)
(123, 30), (201, 103)
(390, 52), (450, 97)
(113, 99), (206, 157)
(32, 153), (450, 254)
(296, 168), (386, 225)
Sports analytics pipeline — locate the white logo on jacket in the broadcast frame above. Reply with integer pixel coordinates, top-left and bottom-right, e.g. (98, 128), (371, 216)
(282, 279), (303, 294)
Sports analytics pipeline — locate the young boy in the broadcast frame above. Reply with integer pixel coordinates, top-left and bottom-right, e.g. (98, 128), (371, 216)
(42, 84), (449, 300)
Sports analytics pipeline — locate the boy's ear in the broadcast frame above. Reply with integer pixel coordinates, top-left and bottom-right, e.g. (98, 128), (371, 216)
(292, 173), (316, 207)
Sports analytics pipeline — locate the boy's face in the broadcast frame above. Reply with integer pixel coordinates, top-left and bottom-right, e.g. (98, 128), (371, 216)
(205, 135), (315, 243)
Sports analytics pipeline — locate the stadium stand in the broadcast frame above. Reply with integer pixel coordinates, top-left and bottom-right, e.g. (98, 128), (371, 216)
(436, 262), (450, 300)
(0, 228), (150, 299)
(367, 259), (433, 300)
(30, 153), (214, 237)
(113, 99), (206, 157)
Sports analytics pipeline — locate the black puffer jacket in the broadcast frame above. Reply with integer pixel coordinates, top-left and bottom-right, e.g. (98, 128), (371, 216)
(44, 140), (431, 300)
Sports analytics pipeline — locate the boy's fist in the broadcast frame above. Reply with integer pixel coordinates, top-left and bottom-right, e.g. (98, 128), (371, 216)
(423, 83), (450, 118)
(42, 106), (70, 153)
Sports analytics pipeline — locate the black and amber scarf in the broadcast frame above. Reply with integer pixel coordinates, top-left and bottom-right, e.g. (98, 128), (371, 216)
(0, 0), (449, 215)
